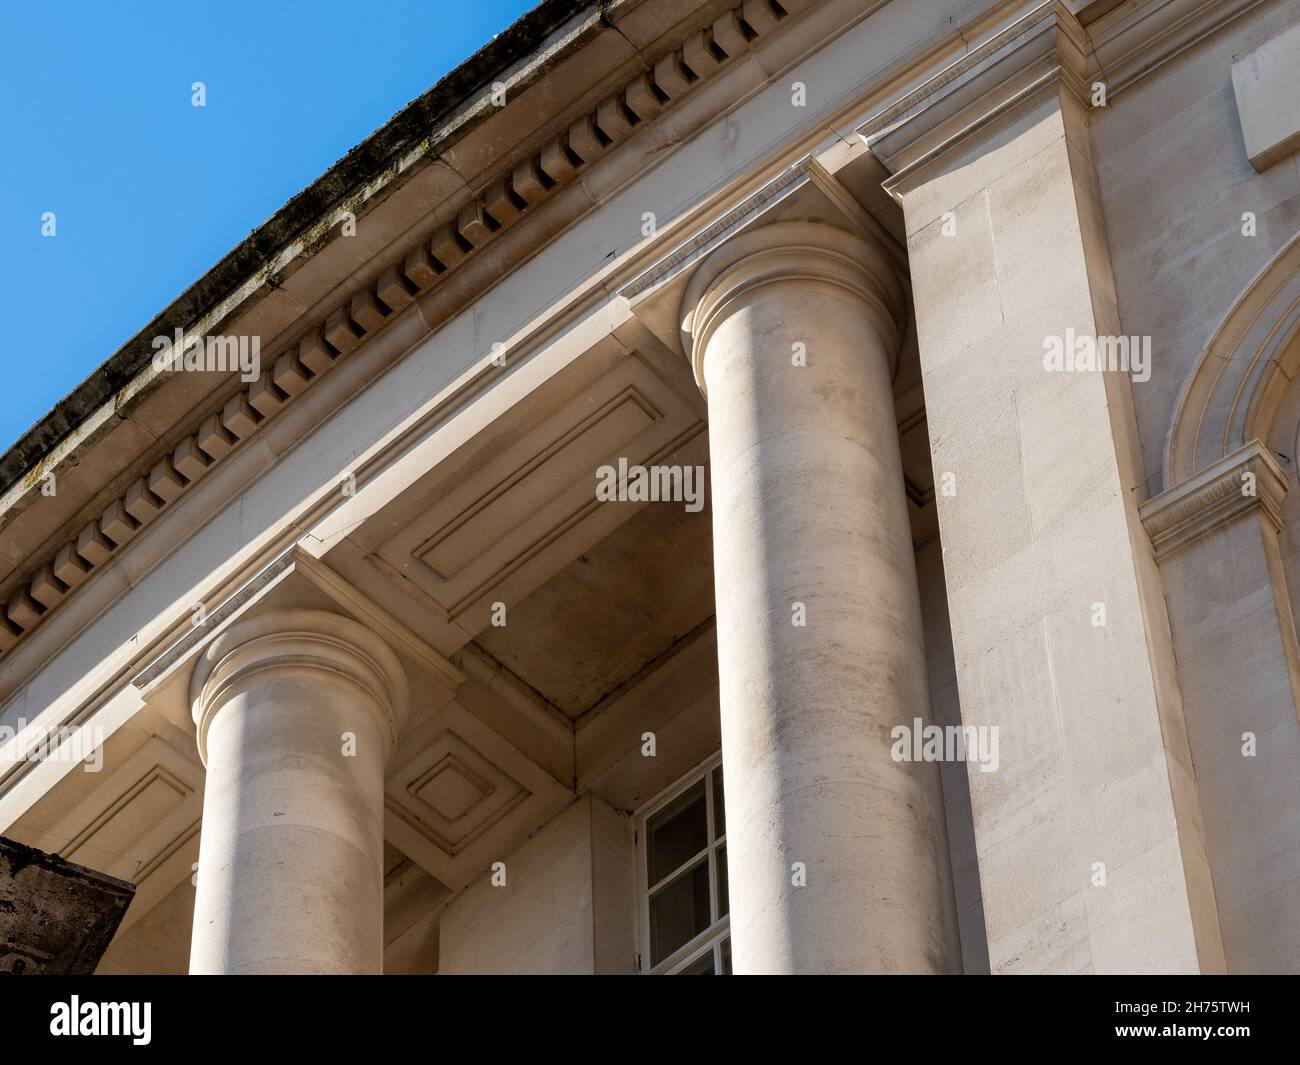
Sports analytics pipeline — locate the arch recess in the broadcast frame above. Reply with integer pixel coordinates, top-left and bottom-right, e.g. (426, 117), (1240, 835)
(1165, 231), (1300, 487)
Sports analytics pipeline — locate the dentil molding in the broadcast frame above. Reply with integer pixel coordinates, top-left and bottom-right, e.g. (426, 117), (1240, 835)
(0, 0), (824, 661)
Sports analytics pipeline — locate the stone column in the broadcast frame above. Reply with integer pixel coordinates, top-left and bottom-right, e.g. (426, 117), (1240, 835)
(188, 608), (407, 974)
(680, 221), (958, 974)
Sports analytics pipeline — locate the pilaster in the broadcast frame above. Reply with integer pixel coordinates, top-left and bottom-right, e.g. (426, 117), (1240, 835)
(861, 0), (1224, 973)
(1141, 442), (1300, 971)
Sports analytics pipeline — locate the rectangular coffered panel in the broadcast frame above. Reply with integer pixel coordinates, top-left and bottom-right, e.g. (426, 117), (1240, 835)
(373, 349), (702, 623)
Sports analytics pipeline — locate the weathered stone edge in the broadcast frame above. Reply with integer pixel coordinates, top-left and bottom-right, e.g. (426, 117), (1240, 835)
(0, 0), (600, 503)
(1139, 440), (1289, 562)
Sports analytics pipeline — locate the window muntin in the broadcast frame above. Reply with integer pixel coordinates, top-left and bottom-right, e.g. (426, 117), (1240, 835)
(637, 754), (730, 974)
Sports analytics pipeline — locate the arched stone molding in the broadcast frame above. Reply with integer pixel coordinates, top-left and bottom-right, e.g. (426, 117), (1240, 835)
(1164, 231), (1300, 488)
(1140, 236), (1300, 973)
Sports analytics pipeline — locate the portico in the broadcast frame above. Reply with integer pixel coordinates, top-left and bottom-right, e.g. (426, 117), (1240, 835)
(2, 0), (1297, 976)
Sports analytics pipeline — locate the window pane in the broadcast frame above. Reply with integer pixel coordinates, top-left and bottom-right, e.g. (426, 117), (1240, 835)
(716, 842), (729, 918)
(646, 779), (707, 886)
(712, 766), (725, 839)
(649, 857), (711, 965)
(678, 950), (716, 975)
(721, 937), (732, 975)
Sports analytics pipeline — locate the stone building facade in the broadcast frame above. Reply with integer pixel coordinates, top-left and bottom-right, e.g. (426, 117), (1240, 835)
(0, 0), (1297, 974)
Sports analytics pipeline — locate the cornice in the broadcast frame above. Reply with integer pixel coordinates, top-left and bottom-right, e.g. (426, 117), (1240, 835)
(1084, 0), (1268, 94)
(858, 0), (1090, 195)
(1, 0), (1266, 661)
(1139, 440), (1288, 561)
(0, 0), (600, 501)
(0, 0), (822, 661)
(857, 0), (1266, 197)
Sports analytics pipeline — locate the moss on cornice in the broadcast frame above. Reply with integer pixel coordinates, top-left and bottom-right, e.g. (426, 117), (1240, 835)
(0, 0), (600, 500)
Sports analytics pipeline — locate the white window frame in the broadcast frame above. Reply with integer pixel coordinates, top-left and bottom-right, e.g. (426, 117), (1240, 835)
(633, 752), (730, 974)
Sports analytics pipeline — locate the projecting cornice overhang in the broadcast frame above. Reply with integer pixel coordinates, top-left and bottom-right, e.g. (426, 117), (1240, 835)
(0, 0), (599, 503)
(1082, 0), (1268, 94)
(856, 0), (1269, 197)
(1139, 440), (1288, 561)
(0, 0), (823, 661)
(857, 0), (1092, 198)
(0, 0), (1258, 664)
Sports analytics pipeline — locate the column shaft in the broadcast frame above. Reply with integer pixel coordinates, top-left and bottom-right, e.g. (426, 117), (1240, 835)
(189, 609), (406, 974)
(684, 222), (958, 973)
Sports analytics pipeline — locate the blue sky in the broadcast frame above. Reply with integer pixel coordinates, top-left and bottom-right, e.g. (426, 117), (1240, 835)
(0, 0), (537, 454)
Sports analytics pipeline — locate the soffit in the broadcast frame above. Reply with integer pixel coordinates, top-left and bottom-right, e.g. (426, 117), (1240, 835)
(473, 494), (715, 720)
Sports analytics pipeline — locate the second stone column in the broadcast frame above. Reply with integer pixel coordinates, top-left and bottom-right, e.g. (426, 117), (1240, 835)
(680, 221), (957, 973)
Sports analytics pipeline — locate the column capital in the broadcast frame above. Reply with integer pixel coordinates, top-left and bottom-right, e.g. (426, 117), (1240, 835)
(678, 221), (905, 396)
(189, 608), (408, 766)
